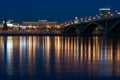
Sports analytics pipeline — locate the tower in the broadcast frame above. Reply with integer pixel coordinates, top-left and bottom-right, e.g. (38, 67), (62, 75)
(99, 7), (111, 18)
(74, 17), (79, 24)
(2, 17), (8, 30)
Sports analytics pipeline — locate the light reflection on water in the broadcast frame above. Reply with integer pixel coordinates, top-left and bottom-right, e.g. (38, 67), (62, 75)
(0, 36), (120, 79)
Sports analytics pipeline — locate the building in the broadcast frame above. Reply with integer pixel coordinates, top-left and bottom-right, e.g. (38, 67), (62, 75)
(22, 20), (57, 29)
(74, 17), (79, 24)
(6, 20), (19, 30)
(99, 7), (111, 18)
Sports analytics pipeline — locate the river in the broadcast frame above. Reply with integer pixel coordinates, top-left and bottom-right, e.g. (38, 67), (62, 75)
(0, 36), (120, 80)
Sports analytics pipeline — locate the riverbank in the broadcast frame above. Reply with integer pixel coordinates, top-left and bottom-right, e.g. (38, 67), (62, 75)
(0, 30), (62, 36)
(0, 30), (81, 36)
(0, 30), (120, 37)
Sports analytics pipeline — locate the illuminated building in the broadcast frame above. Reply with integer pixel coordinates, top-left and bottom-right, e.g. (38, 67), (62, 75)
(99, 7), (111, 18)
(0, 24), (3, 29)
(22, 20), (57, 29)
(7, 20), (14, 27)
(74, 17), (79, 24)
(3, 20), (19, 29)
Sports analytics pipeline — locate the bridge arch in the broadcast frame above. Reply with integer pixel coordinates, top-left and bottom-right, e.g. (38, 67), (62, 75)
(81, 22), (104, 34)
(109, 21), (120, 33)
(65, 26), (80, 34)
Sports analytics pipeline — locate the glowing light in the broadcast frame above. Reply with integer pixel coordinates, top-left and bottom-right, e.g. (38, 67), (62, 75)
(93, 17), (96, 20)
(111, 14), (113, 16)
(107, 12), (111, 14)
(22, 26), (27, 29)
(98, 16), (100, 19)
(105, 15), (107, 17)
(7, 24), (13, 27)
(46, 25), (51, 28)
(100, 14), (104, 16)
(28, 25), (32, 28)
(115, 10), (118, 13)
(99, 8), (111, 11)
(117, 12), (120, 15)
(56, 25), (60, 28)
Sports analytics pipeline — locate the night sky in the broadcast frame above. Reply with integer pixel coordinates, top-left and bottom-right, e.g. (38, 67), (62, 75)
(0, 0), (120, 22)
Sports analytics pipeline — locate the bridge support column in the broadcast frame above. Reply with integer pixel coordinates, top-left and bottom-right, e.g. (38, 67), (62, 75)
(104, 21), (109, 35)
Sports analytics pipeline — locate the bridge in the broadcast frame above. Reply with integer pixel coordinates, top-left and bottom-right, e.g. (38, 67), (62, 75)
(62, 17), (120, 35)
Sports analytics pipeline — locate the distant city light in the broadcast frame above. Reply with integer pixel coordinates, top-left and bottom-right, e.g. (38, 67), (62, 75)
(111, 14), (113, 16)
(22, 26), (27, 29)
(7, 24), (13, 27)
(99, 8), (111, 11)
(93, 17), (96, 20)
(1, 7), (120, 30)
(115, 10), (118, 13)
(117, 12), (120, 15)
(39, 20), (47, 22)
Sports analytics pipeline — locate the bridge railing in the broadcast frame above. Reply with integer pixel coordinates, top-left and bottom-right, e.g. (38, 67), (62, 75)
(60, 14), (120, 28)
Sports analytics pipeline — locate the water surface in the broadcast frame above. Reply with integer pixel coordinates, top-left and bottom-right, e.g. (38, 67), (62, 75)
(0, 36), (120, 80)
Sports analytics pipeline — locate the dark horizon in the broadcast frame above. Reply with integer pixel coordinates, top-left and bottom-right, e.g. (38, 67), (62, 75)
(0, 0), (120, 23)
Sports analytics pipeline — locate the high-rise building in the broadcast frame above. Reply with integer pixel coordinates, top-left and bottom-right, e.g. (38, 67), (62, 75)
(99, 7), (111, 18)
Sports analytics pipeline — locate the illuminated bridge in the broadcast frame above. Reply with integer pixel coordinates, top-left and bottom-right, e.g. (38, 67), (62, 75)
(62, 17), (120, 35)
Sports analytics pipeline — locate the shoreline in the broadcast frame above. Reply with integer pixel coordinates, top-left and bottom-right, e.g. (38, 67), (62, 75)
(0, 31), (120, 37)
(0, 30), (80, 36)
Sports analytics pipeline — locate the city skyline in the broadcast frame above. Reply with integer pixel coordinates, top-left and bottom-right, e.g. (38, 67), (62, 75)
(0, 0), (120, 22)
